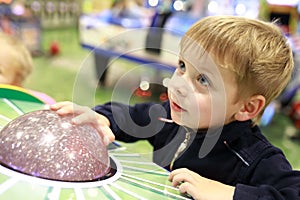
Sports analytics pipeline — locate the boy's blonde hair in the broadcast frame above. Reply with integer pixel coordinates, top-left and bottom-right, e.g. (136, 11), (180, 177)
(0, 33), (33, 86)
(181, 16), (294, 123)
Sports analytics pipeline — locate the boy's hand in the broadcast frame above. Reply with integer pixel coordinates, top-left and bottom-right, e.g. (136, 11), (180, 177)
(50, 101), (115, 145)
(169, 168), (235, 200)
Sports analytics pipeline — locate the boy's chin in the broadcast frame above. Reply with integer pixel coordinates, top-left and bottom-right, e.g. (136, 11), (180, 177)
(172, 118), (200, 129)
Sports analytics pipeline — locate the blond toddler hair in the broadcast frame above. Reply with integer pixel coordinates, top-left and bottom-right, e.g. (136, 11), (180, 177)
(0, 32), (33, 86)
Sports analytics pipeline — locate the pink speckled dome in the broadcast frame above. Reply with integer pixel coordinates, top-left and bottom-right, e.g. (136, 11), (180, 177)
(0, 109), (110, 182)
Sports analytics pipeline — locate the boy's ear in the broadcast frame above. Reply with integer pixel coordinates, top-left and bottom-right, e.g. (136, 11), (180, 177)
(234, 95), (266, 121)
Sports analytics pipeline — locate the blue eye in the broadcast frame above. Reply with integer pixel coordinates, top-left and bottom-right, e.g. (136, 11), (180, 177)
(198, 74), (210, 86)
(178, 61), (186, 72)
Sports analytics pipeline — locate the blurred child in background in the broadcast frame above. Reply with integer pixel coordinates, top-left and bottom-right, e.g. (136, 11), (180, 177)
(0, 32), (55, 104)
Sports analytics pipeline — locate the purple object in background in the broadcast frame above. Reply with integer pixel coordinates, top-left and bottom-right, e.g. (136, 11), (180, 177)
(0, 109), (110, 182)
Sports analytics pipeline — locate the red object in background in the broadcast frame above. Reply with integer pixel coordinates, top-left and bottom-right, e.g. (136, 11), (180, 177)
(0, 16), (14, 35)
(50, 41), (60, 56)
(134, 87), (152, 97)
(159, 92), (168, 102)
(134, 87), (169, 102)
(290, 101), (300, 129)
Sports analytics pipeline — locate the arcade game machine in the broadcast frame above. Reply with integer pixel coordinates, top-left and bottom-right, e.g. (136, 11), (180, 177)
(0, 0), (42, 56)
(28, 0), (81, 29)
(260, 0), (299, 35)
(159, 0), (261, 45)
(164, 0), (207, 36)
(0, 84), (191, 199)
(258, 1), (300, 133)
(79, 0), (183, 102)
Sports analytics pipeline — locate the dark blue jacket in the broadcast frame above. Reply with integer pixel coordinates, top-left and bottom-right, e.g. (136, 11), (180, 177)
(93, 100), (300, 199)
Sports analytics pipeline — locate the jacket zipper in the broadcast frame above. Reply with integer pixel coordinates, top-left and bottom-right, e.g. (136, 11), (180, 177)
(170, 128), (191, 170)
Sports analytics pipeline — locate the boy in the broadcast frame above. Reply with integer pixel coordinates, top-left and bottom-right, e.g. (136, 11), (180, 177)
(51, 16), (300, 199)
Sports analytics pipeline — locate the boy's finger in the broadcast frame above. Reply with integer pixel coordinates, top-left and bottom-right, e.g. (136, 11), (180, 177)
(50, 101), (73, 110)
(72, 115), (115, 145)
(168, 168), (188, 181)
(54, 104), (91, 116)
(72, 113), (91, 124)
(55, 104), (76, 115)
(170, 173), (190, 187)
(96, 125), (115, 145)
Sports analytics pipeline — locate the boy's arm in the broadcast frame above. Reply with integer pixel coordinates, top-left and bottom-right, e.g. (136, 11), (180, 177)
(93, 101), (170, 142)
(233, 151), (300, 200)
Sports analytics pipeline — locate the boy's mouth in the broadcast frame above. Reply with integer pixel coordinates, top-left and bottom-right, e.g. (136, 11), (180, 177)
(170, 100), (186, 112)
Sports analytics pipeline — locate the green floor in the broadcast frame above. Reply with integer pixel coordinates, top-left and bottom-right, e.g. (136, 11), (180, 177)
(24, 27), (300, 170)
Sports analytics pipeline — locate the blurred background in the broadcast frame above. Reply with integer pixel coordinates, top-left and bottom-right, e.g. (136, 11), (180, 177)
(1, 0), (300, 169)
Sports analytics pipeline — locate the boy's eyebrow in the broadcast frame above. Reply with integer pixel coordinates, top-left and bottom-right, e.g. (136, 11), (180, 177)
(192, 62), (216, 80)
(201, 68), (216, 80)
(179, 52), (220, 77)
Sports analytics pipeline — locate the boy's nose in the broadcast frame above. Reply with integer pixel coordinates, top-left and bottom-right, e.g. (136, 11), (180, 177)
(168, 76), (189, 97)
(175, 85), (188, 96)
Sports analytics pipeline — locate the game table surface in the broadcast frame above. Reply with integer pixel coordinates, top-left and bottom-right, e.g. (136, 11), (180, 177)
(0, 84), (189, 200)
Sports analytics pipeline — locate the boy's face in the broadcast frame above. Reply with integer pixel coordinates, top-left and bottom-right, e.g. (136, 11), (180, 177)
(167, 45), (244, 129)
